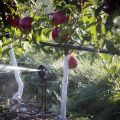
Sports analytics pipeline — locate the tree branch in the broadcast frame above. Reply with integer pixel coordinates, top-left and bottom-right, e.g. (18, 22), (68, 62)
(39, 42), (119, 55)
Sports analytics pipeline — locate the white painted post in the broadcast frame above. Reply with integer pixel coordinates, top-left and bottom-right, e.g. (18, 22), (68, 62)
(60, 54), (69, 120)
(9, 43), (24, 102)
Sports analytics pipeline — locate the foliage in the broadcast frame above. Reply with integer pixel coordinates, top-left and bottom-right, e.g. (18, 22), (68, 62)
(0, 0), (119, 77)
(0, 0), (120, 54)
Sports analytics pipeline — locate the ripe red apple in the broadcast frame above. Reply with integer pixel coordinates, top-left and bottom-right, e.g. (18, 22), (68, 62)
(52, 11), (69, 26)
(68, 55), (78, 69)
(6, 15), (20, 27)
(19, 16), (33, 32)
(52, 27), (60, 40)
(52, 27), (69, 43)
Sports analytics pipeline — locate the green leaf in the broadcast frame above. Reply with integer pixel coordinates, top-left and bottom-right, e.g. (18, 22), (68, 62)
(109, 65), (118, 74)
(100, 54), (113, 64)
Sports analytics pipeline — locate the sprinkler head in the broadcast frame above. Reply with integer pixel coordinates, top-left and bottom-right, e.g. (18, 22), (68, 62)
(38, 65), (47, 79)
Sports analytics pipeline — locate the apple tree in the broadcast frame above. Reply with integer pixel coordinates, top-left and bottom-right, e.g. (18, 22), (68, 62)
(0, 0), (120, 89)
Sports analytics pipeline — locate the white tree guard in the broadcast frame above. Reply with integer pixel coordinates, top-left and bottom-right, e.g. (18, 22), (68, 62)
(60, 55), (69, 120)
(9, 43), (24, 102)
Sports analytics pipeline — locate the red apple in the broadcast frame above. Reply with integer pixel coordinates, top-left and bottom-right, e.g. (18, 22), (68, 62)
(6, 15), (20, 27)
(68, 55), (78, 69)
(52, 11), (69, 26)
(52, 27), (69, 43)
(52, 27), (60, 40)
(19, 16), (33, 32)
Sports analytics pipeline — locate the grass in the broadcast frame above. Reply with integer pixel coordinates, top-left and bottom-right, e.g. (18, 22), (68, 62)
(0, 47), (120, 119)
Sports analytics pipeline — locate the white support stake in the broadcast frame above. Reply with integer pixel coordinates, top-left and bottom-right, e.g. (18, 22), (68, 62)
(9, 43), (24, 102)
(60, 55), (69, 120)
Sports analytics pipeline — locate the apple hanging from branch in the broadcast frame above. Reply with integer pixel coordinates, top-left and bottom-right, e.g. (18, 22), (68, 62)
(68, 55), (78, 69)
(19, 16), (33, 33)
(6, 15), (20, 28)
(52, 27), (60, 40)
(52, 11), (69, 26)
(52, 27), (70, 43)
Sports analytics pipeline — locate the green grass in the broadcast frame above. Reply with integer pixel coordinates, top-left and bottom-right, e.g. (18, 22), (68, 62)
(0, 47), (120, 119)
